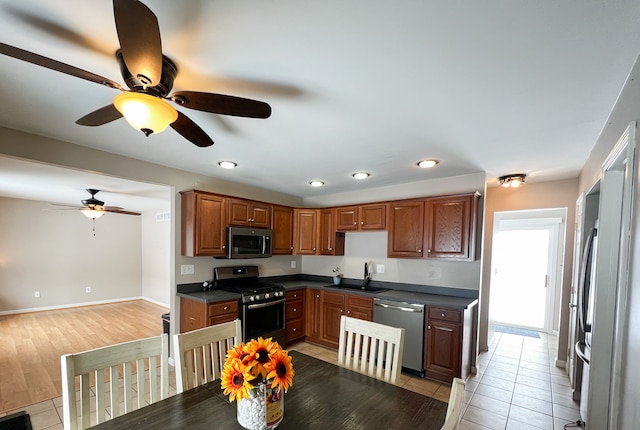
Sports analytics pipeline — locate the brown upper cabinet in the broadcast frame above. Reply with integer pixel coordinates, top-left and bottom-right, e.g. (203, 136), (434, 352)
(227, 198), (272, 229)
(272, 205), (294, 255)
(387, 200), (425, 258)
(293, 209), (318, 255)
(388, 193), (479, 261)
(336, 204), (386, 231)
(425, 194), (478, 260)
(319, 208), (345, 256)
(181, 190), (227, 257)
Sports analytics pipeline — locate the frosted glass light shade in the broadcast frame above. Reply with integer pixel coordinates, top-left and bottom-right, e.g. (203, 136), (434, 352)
(81, 208), (105, 219)
(113, 92), (178, 135)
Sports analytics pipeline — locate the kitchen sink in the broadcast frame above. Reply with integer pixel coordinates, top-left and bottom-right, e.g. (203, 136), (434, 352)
(328, 284), (390, 293)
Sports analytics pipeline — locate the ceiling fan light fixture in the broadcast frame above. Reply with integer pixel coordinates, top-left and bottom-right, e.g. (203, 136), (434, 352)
(417, 159), (439, 169)
(113, 92), (178, 136)
(81, 208), (106, 219)
(499, 173), (526, 188)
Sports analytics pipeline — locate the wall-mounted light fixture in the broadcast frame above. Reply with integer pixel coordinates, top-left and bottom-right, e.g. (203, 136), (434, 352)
(499, 173), (526, 188)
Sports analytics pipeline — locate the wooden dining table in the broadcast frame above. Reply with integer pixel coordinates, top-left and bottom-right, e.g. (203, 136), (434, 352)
(90, 350), (448, 429)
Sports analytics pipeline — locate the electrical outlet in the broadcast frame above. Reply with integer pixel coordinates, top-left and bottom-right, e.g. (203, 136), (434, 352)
(291, 260), (296, 269)
(181, 264), (195, 275)
(376, 264), (385, 274)
(34, 291), (40, 298)
(85, 286), (91, 293)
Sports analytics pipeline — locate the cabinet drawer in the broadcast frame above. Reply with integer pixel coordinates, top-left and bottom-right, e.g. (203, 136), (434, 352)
(286, 318), (304, 339)
(209, 314), (237, 326)
(428, 307), (461, 324)
(347, 294), (373, 309)
(286, 299), (304, 321)
(286, 289), (305, 301)
(209, 300), (239, 316)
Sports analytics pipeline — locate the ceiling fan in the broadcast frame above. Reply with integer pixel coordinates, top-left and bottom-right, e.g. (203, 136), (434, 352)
(53, 189), (141, 219)
(0, 0), (272, 147)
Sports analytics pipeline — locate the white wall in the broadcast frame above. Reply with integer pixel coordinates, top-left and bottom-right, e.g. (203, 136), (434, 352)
(0, 197), (142, 312)
(141, 206), (171, 307)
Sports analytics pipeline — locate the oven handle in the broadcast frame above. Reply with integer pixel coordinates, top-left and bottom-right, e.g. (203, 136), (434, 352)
(247, 299), (286, 309)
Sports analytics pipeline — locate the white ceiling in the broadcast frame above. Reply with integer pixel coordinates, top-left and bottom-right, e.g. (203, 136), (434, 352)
(1, 0), (640, 209)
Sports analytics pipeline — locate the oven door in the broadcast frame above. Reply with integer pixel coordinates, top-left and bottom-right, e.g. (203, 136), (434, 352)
(242, 298), (286, 346)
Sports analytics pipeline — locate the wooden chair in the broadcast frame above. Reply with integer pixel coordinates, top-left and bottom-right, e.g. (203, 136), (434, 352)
(440, 377), (466, 430)
(337, 315), (405, 384)
(173, 319), (242, 393)
(60, 334), (169, 430)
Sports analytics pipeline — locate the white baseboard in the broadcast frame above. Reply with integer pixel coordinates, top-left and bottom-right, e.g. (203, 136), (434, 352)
(555, 358), (567, 368)
(0, 296), (168, 316)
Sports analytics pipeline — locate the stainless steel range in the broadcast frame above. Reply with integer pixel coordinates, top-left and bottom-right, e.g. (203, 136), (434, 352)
(214, 265), (286, 346)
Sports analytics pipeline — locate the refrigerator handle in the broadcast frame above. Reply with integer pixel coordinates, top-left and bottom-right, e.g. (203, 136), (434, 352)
(575, 341), (590, 365)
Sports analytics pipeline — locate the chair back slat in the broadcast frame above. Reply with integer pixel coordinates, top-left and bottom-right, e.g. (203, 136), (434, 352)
(61, 334), (169, 429)
(173, 319), (242, 393)
(337, 316), (405, 385)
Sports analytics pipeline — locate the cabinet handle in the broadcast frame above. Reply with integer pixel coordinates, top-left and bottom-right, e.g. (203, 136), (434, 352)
(353, 222), (357, 225)
(361, 221), (364, 225)
(329, 247), (332, 251)
(189, 317), (196, 321)
(428, 249), (432, 253)
(427, 325), (431, 329)
(222, 245), (226, 249)
(293, 308), (297, 312)
(313, 247), (316, 251)
(223, 306), (228, 311)
(293, 328), (297, 332)
(441, 313), (446, 317)
(340, 309), (343, 313)
(417, 249), (422, 253)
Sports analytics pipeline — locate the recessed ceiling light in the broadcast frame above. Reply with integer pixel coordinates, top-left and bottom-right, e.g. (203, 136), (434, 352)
(417, 159), (439, 169)
(352, 172), (370, 180)
(309, 180), (325, 187)
(218, 161), (237, 169)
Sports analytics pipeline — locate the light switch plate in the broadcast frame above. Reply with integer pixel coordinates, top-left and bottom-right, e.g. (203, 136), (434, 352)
(181, 264), (195, 275)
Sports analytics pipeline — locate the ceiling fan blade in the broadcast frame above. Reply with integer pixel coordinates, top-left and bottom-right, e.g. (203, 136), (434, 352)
(171, 91), (272, 119)
(105, 208), (141, 216)
(76, 104), (123, 126)
(113, 0), (163, 87)
(0, 42), (124, 90)
(170, 111), (214, 147)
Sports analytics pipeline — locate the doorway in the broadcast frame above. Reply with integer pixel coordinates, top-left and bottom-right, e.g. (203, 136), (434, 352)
(489, 209), (567, 333)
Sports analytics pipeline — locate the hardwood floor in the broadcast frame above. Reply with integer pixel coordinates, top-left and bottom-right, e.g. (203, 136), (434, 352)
(0, 300), (168, 413)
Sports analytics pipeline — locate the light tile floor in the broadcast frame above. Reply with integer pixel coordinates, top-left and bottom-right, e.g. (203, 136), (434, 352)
(1, 332), (581, 429)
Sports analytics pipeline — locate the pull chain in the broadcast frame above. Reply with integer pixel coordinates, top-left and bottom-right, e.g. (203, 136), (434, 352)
(92, 218), (96, 236)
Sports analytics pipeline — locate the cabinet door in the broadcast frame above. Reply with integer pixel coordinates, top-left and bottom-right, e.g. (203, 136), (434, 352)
(181, 191), (227, 256)
(293, 209), (318, 255)
(250, 202), (272, 229)
(318, 209), (344, 256)
(336, 206), (359, 231)
(387, 201), (424, 258)
(272, 205), (294, 255)
(228, 198), (251, 226)
(425, 195), (474, 260)
(360, 204), (386, 230)
(321, 291), (345, 346)
(425, 319), (461, 379)
(179, 298), (207, 333)
(306, 289), (322, 340)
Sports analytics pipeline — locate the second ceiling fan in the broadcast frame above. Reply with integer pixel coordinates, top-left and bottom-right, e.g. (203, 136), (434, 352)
(0, 0), (272, 147)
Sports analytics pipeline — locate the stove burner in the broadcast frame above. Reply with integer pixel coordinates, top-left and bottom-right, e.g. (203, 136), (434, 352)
(214, 265), (285, 303)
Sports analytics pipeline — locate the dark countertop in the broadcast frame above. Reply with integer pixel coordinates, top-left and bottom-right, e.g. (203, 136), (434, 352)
(178, 279), (478, 310)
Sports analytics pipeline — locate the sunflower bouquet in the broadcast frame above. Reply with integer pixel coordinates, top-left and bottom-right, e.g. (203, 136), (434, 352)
(221, 337), (295, 402)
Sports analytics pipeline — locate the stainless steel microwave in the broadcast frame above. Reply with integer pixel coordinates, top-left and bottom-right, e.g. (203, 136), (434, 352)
(223, 227), (272, 259)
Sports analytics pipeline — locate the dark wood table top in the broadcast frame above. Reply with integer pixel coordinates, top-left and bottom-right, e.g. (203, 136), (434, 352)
(91, 351), (447, 429)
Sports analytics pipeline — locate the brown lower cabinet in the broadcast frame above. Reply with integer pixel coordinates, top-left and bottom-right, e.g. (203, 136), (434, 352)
(305, 290), (373, 349)
(179, 297), (239, 333)
(285, 289), (306, 345)
(424, 305), (475, 383)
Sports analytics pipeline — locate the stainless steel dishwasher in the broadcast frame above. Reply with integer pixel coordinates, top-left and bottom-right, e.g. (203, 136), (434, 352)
(373, 298), (425, 375)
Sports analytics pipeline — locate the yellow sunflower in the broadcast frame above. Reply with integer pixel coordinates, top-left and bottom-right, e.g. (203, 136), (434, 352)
(265, 350), (294, 392)
(221, 358), (255, 402)
(226, 342), (249, 364)
(244, 337), (275, 380)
